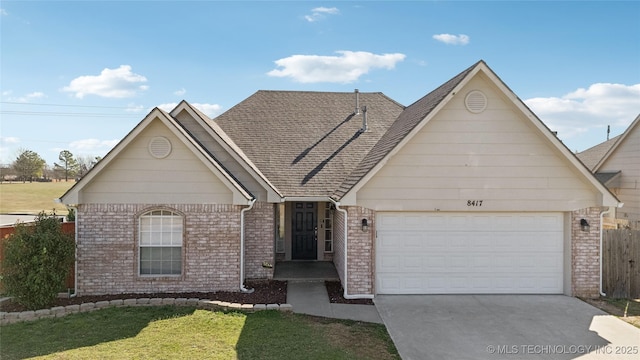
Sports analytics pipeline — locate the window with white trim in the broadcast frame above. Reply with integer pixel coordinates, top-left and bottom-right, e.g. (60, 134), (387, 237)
(139, 210), (183, 275)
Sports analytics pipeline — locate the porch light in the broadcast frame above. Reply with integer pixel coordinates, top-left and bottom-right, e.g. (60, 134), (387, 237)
(580, 219), (590, 232)
(361, 218), (369, 232)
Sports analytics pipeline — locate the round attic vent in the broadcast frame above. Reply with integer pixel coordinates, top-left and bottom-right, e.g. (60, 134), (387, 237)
(465, 90), (487, 113)
(148, 136), (172, 159)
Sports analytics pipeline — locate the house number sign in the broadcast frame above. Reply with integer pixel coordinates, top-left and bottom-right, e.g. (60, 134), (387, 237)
(467, 200), (483, 207)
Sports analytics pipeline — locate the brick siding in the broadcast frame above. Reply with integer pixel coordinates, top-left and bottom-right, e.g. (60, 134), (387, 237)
(344, 206), (375, 296)
(571, 207), (603, 298)
(77, 203), (244, 295)
(243, 201), (275, 280)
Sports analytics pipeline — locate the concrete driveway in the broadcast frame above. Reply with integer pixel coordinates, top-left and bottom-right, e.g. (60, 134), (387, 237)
(375, 295), (639, 360)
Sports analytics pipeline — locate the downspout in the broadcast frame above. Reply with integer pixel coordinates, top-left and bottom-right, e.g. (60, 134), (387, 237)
(329, 199), (374, 300)
(240, 199), (256, 293)
(69, 205), (78, 297)
(599, 207), (612, 297)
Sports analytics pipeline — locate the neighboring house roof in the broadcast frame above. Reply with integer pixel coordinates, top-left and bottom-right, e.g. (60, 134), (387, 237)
(576, 135), (621, 171)
(594, 171), (622, 187)
(213, 90), (405, 198)
(593, 114), (640, 172)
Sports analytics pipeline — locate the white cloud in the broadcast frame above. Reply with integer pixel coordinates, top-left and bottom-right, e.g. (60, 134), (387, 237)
(525, 83), (640, 140)
(174, 88), (187, 96)
(1, 9), (8, 16)
(156, 102), (223, 118)
(305, 7), (339, 22)
(62, 65), (148, 99)
(433, 34), (470, 45)
(0, 136), (20, 145)
(67, 138), (119, 154)
(5, 91), (46, 103)
(125, 103), (145, 113)
(267, 50), (406, 83)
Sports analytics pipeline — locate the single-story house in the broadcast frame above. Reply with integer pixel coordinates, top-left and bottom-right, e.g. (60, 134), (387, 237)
(59, 60), (620, 299)
(577, 114), (640, 229)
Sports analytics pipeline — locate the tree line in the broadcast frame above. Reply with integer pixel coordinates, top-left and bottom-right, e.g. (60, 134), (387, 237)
(0, 149), (101, 182)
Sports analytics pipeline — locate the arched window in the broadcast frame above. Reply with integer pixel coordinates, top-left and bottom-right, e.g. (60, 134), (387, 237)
(139, 210), (183, 275)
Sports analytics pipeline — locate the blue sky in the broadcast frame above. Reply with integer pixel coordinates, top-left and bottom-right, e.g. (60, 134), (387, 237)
(1, 1), (639, 166)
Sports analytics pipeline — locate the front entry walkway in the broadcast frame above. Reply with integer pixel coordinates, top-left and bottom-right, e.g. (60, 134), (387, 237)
(273, 261), (339, 281)
(287, 280), (383, 324)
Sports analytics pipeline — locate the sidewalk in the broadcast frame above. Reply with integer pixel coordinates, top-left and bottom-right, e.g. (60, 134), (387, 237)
(286, 280), (383, 324)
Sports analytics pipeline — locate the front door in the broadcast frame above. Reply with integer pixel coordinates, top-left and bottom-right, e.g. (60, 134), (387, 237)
(292, 202), (317, 260)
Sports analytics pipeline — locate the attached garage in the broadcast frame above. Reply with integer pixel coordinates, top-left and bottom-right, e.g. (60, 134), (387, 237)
(376, 212), (565, 294)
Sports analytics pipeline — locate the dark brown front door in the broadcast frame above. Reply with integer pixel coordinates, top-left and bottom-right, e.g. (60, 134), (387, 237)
(292, 202), (317, 260)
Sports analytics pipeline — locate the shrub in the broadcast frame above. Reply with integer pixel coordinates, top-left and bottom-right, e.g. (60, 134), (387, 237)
(1, 212), (75, 310)
(66, 207), (76, 222)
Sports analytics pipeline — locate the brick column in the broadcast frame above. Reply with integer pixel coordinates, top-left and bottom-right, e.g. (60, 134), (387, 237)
(571, 207), (603, 298)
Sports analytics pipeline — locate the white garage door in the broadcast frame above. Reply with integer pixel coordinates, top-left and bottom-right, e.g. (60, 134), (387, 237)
(376, 212), (564, 294)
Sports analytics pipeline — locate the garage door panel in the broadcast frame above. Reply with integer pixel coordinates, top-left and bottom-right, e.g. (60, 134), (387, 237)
(376, 212), (564, 294)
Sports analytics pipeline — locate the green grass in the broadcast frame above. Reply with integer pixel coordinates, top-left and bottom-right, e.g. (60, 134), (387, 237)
(0, 306), (399, 360)
(0, 181), (74, 215)
(605, 298), (640, 317)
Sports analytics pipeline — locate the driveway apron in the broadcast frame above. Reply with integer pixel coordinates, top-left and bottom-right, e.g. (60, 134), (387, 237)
(375, 295), (640, 360)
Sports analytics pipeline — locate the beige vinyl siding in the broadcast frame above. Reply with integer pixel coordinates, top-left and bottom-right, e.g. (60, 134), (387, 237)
(357, 75), (598, 212)
(598, 123), (640, 221)
(82, 119), (233, 204)
(174, 110), (268, 201)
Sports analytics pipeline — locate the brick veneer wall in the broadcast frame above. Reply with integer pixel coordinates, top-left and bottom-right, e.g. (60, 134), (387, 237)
(77, 203), (243, 295)
(571, 207), (603, 298)
(244, 201), (275, 280)
(344, 206), (375, 296)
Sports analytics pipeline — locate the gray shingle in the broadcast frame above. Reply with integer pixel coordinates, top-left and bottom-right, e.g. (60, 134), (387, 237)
(212, 90), (404, 197)
(576, 135), (621, 171)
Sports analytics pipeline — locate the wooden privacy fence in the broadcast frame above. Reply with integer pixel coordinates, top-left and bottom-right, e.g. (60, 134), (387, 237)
(0, 222), (75, 291)
(603, 229), (640, 299)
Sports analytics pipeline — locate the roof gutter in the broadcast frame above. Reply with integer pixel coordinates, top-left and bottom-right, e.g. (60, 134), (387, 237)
(240, 199), (257, 293)
(329, 198), (374, 300)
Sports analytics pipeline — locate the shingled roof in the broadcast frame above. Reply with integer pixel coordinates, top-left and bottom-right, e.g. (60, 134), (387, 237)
(576, 135), (621, 171)
(212, 90), (404, 197)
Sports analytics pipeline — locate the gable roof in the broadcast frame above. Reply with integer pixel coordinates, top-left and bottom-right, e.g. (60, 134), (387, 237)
(212, 90), (405, 198)
(333, 61), (478, 200)
(59, 107), (254, 205)
(575, 134), (621, 171)
(170, 101), (283, 201)
(592, 114), (640, 172)
(335, 60), (620, 207)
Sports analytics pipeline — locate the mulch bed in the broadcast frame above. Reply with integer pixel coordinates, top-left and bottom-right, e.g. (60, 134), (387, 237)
(0, 280), (287, 313)
(325, 281), (374, 305)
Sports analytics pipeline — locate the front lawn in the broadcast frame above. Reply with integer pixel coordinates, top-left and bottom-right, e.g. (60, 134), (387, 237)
(0, 306), (399, 359)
